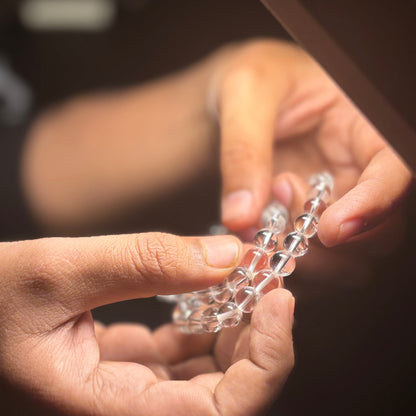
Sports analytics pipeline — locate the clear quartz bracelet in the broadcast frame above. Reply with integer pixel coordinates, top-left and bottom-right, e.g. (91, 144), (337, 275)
(158, 172), (334, 334)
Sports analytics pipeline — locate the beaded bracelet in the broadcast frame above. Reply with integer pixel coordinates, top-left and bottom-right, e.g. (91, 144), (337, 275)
(158, 172), (334, 334)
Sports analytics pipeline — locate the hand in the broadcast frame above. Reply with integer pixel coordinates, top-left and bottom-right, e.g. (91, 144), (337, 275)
(0, 233), (294, 415)
(213, 40), (413, 248)
(23, 39), (412, 240)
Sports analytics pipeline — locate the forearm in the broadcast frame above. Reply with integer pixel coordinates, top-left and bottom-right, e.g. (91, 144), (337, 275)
(21, 50), (229, 233)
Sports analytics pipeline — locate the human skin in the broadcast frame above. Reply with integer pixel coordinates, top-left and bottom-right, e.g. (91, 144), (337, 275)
(23, 40), (412, 246)
(3, 38), (411, 414)
(22, 39), (413, 291)
(211, 40), (412, 249)
(0, 233), (294, 415)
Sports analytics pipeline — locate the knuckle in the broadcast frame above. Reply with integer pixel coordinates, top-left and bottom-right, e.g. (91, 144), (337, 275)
(222, 61), (264, 96)
(131, 233), (186, 282)
(221, 41), (281, 93)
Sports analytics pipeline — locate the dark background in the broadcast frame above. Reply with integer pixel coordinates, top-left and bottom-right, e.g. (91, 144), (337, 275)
(0, 1), (415, 415)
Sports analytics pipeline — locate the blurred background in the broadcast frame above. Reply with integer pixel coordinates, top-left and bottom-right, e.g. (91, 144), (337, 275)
(0, 1), (415, 415)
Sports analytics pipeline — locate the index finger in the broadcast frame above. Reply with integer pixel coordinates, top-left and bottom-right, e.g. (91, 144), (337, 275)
(1, 233), (243, 324)
(218, 41), (297, 230)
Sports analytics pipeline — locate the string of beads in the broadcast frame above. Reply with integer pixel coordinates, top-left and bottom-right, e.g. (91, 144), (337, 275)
(158, 172), (334, 334)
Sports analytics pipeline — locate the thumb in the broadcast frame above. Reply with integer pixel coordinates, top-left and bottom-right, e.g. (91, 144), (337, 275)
(214, 289), (295, 416)
(4, 233), (242, 319)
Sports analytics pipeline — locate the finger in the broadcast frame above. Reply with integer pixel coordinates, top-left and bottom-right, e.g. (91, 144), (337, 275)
(190, 372), (223, 394)
(214, 324), (248, 371)
(170, 356), (219, 380)
(272, 171), (309, 216)
(98, 323), (164, 363)
(218, 43), (295, 230)
(153, 323), (216, 365)
(94, 320), (106, 339)
(97, 323), (171, 380)
(214, 289), (295, 416)
(2, 233), (243, 321)
(319, 147), (412, 246)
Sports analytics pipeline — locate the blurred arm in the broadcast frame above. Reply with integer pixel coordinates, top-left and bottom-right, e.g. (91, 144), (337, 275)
(22, 49), (230, 233)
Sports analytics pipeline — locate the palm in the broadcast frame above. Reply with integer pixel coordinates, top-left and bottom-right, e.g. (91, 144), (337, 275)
(32, 292), (292, 416)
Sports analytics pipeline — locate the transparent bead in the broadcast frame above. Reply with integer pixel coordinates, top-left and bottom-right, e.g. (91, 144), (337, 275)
(235, 286), (258, 313)
(156, 294), (184, 304)
(201, 306), (222, 333)
(241, 248), (269, 273)
(304, 198), (328, 219)
(253, 269), (280, 295)
(309, 172), (334, 192)
(227, 267), (251, 289)
(254, 228), (278, 252)
(173, 302), (193, 326)
(261, 201), (288, 233)
(270, 250), (296, 276)
(208, 224), (229, 235)
(218, 302), (243, 328)
(294, 213), (318, 238)
(283, 232), (309, 257)
(308, 186), (330, 203)
(210, 281), (233, 303)
(187, 308), (205, 334)
(190, 289), (212, 304)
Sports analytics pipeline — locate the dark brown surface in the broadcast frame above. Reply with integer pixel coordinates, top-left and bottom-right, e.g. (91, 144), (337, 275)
(262, 0), (416, 173)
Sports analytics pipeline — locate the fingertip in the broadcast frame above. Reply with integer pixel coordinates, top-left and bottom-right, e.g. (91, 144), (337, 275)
(317, 205), (342, 247)
(272, 172), (309, 219)
(253, 288), (295, 331)
(200, 235), (242, 269)
(221, 189), (256, 229)
(272, 177), (293, 207)
(221, 188), (268, 231)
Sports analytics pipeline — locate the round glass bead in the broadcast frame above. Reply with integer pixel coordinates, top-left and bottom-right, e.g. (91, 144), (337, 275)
(241, 248), (269, 273)
(210, 281), (233, 303)
(304, 198), (328, 219)
(270, 250), (296, 276)
(254, 228), (278, 252)
(309, 172), (334, 192)
(201, 307), (222, 333)
(173, 302), (193, 327)
(191, 289), (212, 304)
(253, 270), (281, 295)
(294, 213), (318, 238)
(227, 267), (251, 289)
(283, 232), (309, 257)
(235, 286), (258, 313)
(218, 302), (243, 328)
(208, 224), (229, 236)
(261, 201), (288, 232)
(157, 294), (184, 304)
(187, 308), (205, 334)
(308, 186), (330, 203)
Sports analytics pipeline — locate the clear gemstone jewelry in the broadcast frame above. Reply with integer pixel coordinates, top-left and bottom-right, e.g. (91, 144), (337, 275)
(158, 172), (333, 333)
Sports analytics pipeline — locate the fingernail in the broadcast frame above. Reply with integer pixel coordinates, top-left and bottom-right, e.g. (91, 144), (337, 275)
(222, 190), (253, 223)
(272, 179), (292, 207)
(337, 218), (364, 243)
(202, 236), (240, 268)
